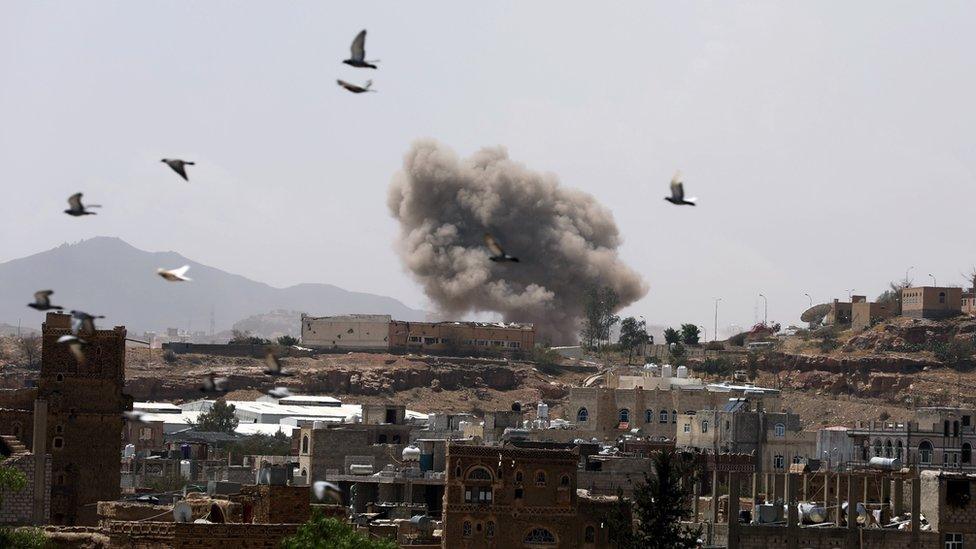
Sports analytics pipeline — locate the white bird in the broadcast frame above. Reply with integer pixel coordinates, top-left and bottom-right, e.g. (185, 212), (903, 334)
(313, 480), (342, 502)
(123, 411), (148, 423)
(28, 290), (62, 311)
(267, 387), (292, 399)
(64, 193), (100, 216)
(157, 265), (192, 282)
(161, 158), (195, 181)
(57, 334), (86, 365)
(200, 373), (229, 394)
(263, 351), (292, 377)
(342, 30), (378, 69)
(484, 233), (519, 262)
(665, 171), (697, 206)
(337, 79), (375, 94)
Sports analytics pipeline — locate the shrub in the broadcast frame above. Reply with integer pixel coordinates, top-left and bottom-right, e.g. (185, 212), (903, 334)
(0, 527), (51, 549)
(276, 335), (299, 346)
(728, 332), (748, 347)
(162, 349), (178, 364)
(281, 513), (398, 549)
(704, 341), (724, 351)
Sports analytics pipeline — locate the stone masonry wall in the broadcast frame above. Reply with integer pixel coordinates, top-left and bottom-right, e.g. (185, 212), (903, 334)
(0, 452), (51, 525)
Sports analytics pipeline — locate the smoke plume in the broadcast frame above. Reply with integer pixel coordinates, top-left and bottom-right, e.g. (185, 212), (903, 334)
(387, 139), (647, 344)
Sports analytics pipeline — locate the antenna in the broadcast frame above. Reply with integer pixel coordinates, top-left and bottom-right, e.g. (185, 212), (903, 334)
(173, 501), (192, 523)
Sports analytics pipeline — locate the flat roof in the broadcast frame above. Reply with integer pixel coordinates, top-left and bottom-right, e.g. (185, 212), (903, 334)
(133, 402), (183, 413)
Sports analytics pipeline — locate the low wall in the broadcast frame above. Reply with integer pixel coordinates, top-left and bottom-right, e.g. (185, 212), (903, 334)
(105, 521), (300, 548)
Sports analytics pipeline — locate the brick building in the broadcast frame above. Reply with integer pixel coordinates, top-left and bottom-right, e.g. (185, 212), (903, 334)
(0, 312), (131, 525)
(389, 321), (535, 357)
(442, 444), (615, 549)
(847, 407), (976, 471)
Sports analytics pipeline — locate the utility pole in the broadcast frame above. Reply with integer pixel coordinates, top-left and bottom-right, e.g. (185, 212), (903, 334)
(713, 298), (722, 342)
(804, 293), (813, 308)
(758, 294), (768, 326)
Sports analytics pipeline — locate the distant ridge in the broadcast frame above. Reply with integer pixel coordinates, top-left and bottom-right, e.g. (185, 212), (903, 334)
(0, 236), (426, 333)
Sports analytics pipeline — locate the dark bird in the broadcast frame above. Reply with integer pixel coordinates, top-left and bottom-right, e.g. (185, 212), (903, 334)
(28, 290), (62, 311)
(69, 310), (104, 335)
(263, 351), (292, 377)
(57, 334), (87, 365)
(161, 158), (195, 181)
(343, 30), (378, 69)
(200, 373), (229, 394)
(337, 79), (375, 94)
(313, 480), (342, 502)
(664, 171), (697, 206)
(64, 193), (100, 216)
(484, 233), (519, 262)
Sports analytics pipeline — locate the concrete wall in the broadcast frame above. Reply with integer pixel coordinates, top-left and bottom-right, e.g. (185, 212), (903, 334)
(300, 314), (391, 351)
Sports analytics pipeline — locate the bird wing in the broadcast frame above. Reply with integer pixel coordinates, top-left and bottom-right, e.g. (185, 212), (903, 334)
(169, 161), (189, 180)
(337, 79), (354, 91)
(484, 233), (505, 256)
(172, 265), (191, 278)
(34, 290), (53, 304)
(350, 30), (367, 61)
(670, 172), (685, 201)
(68, 193), (83, 210)
(265, 352), (281, 373)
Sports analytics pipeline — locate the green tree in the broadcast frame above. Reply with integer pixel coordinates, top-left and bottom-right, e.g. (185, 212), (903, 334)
(668, 342), (687, 366)
(663, 327), (681, 346)
(276, 335), (299, 347)
(679, 324), (700, 346)
(628, 450), (702, 549)
(194, 400), (239, 433)
(579, 286), (621, 348)
(0, 466), (28, 507)
(226, 432), (292, 457)
(281, 512), (398, 549)
(618, 317), (650, 364)
(0, 527), (50, 549)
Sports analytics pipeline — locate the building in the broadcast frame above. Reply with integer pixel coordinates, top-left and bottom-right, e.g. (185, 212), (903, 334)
(0, 428), (51, 525)
(901, 286), (963, 319)
(847, 407), (976, 470)
(963, 290), (976, 315)
(0, 312), (131, 525)
(300, 314), (392, 351)
(298, 412), (414, 482)
(568, 367), (781, 441)
(850, 295), (896, 331)
(389, 320), (535, 356)
(441, 444), (615, 548)
(675, 398), (816, 474)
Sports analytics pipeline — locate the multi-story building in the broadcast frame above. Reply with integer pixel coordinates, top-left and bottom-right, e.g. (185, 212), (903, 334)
(901, 286), (963, 319)
(442, 444), (615, 548)
(389, 320), (535, 356)
(847, 407), (976, 470)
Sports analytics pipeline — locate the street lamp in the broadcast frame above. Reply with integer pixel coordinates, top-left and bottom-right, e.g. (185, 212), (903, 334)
(846, 289), (854, 300)
(929, 273), (938, 286)
(804, 293), (813, 308)
(713, 298), (722, 342)
(906, 265), (915, 285)
(758, 294), (768, 325)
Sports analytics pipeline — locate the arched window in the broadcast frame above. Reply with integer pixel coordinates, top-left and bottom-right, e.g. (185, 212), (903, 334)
(945, 421), (951, 437)
(301, 435), (309, 454)
(884, 440), (893, 458)
(486, 521), (495, 538)
(873, 440), (883, 457)
(560, 474), (570, 487)
(672, 410), (677, 423)
(584, 525), (596, 543)
(659, 409), (669, 423)
(535, 470), (547, 486)
(300, 468), (306, 477)
(896, 440), (904, 459)
(701, 420), (709, 433)
(577, 408), (588, 423)
(463, 521), (472, 538)
(524, 527), (557, 545)
(954, 421), (960, 437)
(466, 467), (493, 481)
(919, 441), (933, 464)
(644, 409), (653, 423)
(774, 455), (785, 469)
(939, 292), (946, 304)
(618, 409), (630, 423)
(963, 443), (972, 464)
(774, 423), (785, 437)
(515, 470), (524, 483)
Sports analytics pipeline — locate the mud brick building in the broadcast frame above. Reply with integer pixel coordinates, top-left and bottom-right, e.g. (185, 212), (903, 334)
(0, 312), (131, 525)
(442, 444), (615, 549)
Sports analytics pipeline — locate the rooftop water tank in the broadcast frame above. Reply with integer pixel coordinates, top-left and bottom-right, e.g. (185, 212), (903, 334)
(402, 445), (421, 462)
(662, 365), (673, 378)
(537, 402), (549, 419)
(868, 456), (902, 470)
(349, 463), (374, 475)
(677, 366), (689, 379)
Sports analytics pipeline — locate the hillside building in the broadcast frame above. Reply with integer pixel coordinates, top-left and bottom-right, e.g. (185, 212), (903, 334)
(902, 286), (963, 319)
(300, 314), (392, 351)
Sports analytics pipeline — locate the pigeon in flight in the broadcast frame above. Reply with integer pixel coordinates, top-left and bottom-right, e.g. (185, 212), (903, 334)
(263, 351), (292, 377)
(64, 193), (100, 216)
(313, 480), (342, 502)
(123, 411), (148, 423)
(57, 334), (87, 365)
(337, 79), (375, 94)
(70, 310), (104, 335)
(267, 387), (292, 399)
(484, 233), (519, 263)
(200, 373), (229, 394)
(28, 290), (62, 311)
(161, 158), (195, 181)
(664, 171), (697, 206)
(343, 30), (378, 69)
(157, 265), (192, 282)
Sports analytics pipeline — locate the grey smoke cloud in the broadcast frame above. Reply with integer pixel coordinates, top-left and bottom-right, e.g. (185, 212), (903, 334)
(387, 139), (648, 344)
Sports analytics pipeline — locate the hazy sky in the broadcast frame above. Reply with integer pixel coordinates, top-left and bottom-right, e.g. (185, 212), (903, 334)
(2, 2), (975, 337)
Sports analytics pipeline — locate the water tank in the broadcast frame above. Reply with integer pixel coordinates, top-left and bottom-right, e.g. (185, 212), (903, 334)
(537, 402), (549, 419)
(662, 365), (673, 378)
(868, 456), (902, 470)
(402, 445), (421, 462)
(676, 366), (689, 379)
(754, 503), (783, 524)
(349, 463), (374, 475)
(180, 459), (192, 480)
(123, 444), (135, 458)
(312, 421), (326, 430)
(798, 502), (828, 523)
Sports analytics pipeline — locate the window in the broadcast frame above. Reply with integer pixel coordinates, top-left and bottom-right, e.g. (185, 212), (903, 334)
(897, 440), (904, 460)
(139, 427), (153, 441)
(672, 410), (677, 423)
(659, 410), (669, 423)
(408, 336), (421, 343)
(774, 455), (785, 470)
(884, 440), (893, 458)
(945, 532), (963, 549)
(507, 341), (521, 348)
(378, 434), (388, 444)
(535, 471), (547, 486)
(940, 292), (947, 304)
(644, 409), (654, 423)
(774, 423), (785, 437)
(792, 456), (803, 464)
(477, 340), (488, 346)
(455, 466), (462, 478)
(463, 521), (472, 538)
(701, 420), (709, 433)
(486, 521), (495, 538)
(955, 421), (960, 437)
(584, 525), (596, 543)
(53, 437), (64, 449)
(683, 423), (691, 433)
(515, 470), (524, 483)
(466, 467), (493, 481)
(920, 441), (933, 464)
(464, 486), (493, 503)
(440, 338), (452, 345)
(577, 408), (588, 422)
(965, 415), (972, 427)
(514, 487), (524, 499)
(301, 435), (309, 454)
(618, 409), (630, 423)
(423, 337), (437, 345)
(392, 434), (401, 444)
(560, 475), (570, 487)
(873, 440), (882, 457)
(55, 424), (64, 434)
(524, 528), (557, 545)
(963, 443), (972, 464)
(56, 373), (64, 382)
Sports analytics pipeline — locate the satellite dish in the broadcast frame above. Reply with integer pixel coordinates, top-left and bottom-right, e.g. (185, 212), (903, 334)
(801, 303), (831, 323)
(173, 501), (192, 523)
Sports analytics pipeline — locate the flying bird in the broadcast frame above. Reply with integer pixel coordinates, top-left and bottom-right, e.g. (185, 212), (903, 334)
(263, 351), (292, 377)
(57, 334), (87, 365)
(343, 30), (378, 69)
(313, 480), (342, 502)
(157, 265), (192, 282)
(336, 79), (375, 94)
(69, 310), (104, 335)
(64, 193), (100, 216)
(664, 171), (697, 206)
(28, 290), (62, 311)
(200, 373), (229, 394)
(484, 233), (519, 263)
(267, 387), (292, 399)
(161, 158), (195, 181)
(123, 411), (148, 423)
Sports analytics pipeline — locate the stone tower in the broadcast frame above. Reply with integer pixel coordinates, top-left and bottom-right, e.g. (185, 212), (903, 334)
(37, 312), (131, 525)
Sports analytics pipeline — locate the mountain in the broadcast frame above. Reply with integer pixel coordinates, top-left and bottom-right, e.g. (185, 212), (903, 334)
(0, 237), (426, 334)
